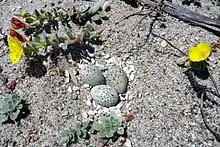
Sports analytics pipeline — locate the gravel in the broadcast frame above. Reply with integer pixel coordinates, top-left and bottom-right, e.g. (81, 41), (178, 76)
(1, 0), (220, 146)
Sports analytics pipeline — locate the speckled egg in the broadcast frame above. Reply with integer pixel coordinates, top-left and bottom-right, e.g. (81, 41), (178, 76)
(106, 66), (128, 94)
(80, 64), (106, 87)
(91, 85), (119, 107)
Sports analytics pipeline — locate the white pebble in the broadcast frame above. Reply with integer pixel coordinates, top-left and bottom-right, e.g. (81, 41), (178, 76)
(160, 40), (168, 48)
(86, 99), (92, 106)
(82, 84), (90, 88)
(129, 72), (135, 81)
(123, 138), (132, 147)
(82, 112), (88, 118)
(88, 110), (97, 116)
(72, 86), (80, 91)
(104, 54), (110, 59)
(67, 86), (72, 93)
(91, 58), (95, 64)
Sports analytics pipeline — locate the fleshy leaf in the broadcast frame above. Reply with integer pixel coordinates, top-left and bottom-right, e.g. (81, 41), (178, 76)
(98, 129), (106, 138)
(74, 121), (81, 129)
(82, 119), (91, 129)
(92, 122), (104, 131)
(117, 127), (124, 135)
(25, 17), (35, 24)
(79, 130), (87, 139)
(16, 104), (23, 110)
(98, 11), (106, 18)
(10, 110), (20, 120)
(0, 114), (8, 123)
(106, 130), (114, 138)
(91, 14), (100, 21)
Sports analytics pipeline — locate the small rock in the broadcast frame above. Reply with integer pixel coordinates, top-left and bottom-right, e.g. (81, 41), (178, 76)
(86, 99), (92, 106)
(67, 86), (72, 93)
(82, 84), (90, 88)
(80, 64), (106, 87)
(82, 58), (90, 63)
(72, 86), (80, 91)
(82, 112), (88, 118)
(129, 72), (135, 81)
(103, 54), (110, 59)
(123, 138), (132, 147)
(0, 74), (7, 87)
(65, 70), (70, 83)
(160, 40), (168, 47)
(91, 58), (95, 64)
(176, 56), (188, 66)
(72, 92), (78, 100)
(106, 57), (119, 65)
(69, 68), (78, 84)
(88, 110), (97, 116)
(106, 66), (128, 94)
(91, 85), (119, 107)
(88, 52), (95, 58)
(62, 111), (69, 117)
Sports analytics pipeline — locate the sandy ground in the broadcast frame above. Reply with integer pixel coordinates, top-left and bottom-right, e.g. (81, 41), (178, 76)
(1, 0), (220, 146)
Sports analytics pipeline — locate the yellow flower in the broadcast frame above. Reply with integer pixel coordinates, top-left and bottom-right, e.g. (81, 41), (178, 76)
(188, 42), (211, 62)
(8, 37), (24, 64)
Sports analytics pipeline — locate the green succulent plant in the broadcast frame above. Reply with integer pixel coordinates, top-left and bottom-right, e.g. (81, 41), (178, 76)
(60, 119), (91, 146)
(0, 94), (24, 123)
(92, 113), (125, 138)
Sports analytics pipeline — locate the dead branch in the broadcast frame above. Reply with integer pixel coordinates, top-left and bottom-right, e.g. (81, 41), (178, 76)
(139, 0), (220, 36)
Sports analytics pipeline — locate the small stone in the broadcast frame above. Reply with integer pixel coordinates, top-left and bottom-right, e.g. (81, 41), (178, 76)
(67, 86), (72, 93)
(91, 58), (95, 64)
(88, 110), (97, 116)
(65, 70), (70, 83)
(0, 74), (7, 87)
(69, 68), (78, 84)
(86, 99), (92, 106)
(123, 138), (132, 147)
(82, 84), (90, 88)
(72, 86), (80, 91)
(82, 58), (90, 63)
(12, 8), (16, 12)
(129, 72), (135, 81)
(103, 54), (110, 59)
(72, 92), (78, 100)
(106, 57), (118, 65)
(160, 40), (168, 47)
(176, 56), (188, 66)
(62, 111), (69, 117)
(28, 0), (33, 2)
(88, 52), (95, 58)
(91, 85), (119, 107)
(82, 112), (88, 118)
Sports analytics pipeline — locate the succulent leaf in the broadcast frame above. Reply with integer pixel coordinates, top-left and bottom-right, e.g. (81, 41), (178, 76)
(0, 114), (8, 123)
(74, 121), (81, 129)
(79, 130), (87, 139)
(117, 127), (124, 135)
(106, 130), (114, 138)
(92, 122), (104, 131)
(82, 119), (91, 129)
(10, 110), (20, 120)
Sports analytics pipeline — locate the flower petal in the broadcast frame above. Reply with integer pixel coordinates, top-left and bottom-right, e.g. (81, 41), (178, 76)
(8, 37), (24, 64)
(11, 17), (27, 30)
(188, 42), (211, 62)
(10, 29), (27, 43)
